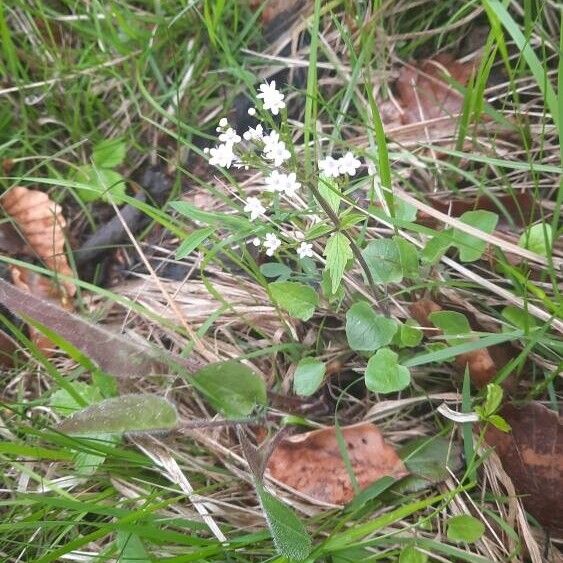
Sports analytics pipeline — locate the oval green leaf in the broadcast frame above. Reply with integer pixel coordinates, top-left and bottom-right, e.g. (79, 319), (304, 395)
(446, 514), (485, 543)
(346, 301), (398, 352)
(293, 357), (326, 396)
(362, 238), (402, 283)
(269, 281), (318, 321)
(56, 394), (178, 435)
(365, 348), (411, 393)
(192, 360), (267, 418)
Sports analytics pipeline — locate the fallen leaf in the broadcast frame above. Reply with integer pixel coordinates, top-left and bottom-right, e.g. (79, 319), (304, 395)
(266, 422), (408, 505)
(484, 402), (562, 535)
(0, 329), (18, 367)
(0, 277), (170, 377)
(10, 265), (73, 355)
(381, 54), (477, 143)
(410, 298), (497, 388)
(1, 186), (75, 296)
(249, 0), (306, 26)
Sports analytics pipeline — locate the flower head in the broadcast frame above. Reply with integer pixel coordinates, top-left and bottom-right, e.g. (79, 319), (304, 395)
(264, 171), (301, 197)
(264, 140), (290, 167)
(243, 123), (264, 141)
(263, 233), (281, 256)
(256, 81), (286, 116)
(218, 127), (241, 144)
(250, 237), (261, 247)
(218, 117), (228, 128)
(297, 241), (314, 259)
(208, 143), (235, 168)
(318, 156), (341, 178)
(243, 197), (266, 221)
(338, 151), (361, 176)
(247, 107), (256, 116)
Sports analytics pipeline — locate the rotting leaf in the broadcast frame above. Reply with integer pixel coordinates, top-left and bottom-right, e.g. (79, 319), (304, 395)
(1, 186), (75, 296)
(266, 422), (408, 505)
(0, 278), (167, 377)
(56, 394), (179, 435)
(484, 401), (563, 535)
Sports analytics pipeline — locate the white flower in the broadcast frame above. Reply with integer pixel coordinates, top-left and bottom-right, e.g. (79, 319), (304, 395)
(263, 233), (281, 256)
(264, 170), (285, 192)
(203, 147), (209, 154)
(243, 197), (266, 221)
(218, 127), (241, 144)
(338, 151), (361, 176)
(279, 172), (301, 197)
(256, 81), (285, 116)
(243, 123), (264, 141)
(262, 130), (280, 151)
(208, 143), (235, 168)
(264, 140), (290, 167)
(297, 241), (314, 259)
(250, 237), (261, 247)
(219, 117), (228, 128)
(318, 156), (341, 178)
(248, 107), (256, 116)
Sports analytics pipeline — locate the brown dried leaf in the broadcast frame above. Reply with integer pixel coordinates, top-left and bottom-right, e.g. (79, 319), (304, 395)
(409, 298), (498, 388)
(249, 0), (306, 26)
(10, 266), (73, 355)
(266, 422), (408, 505)
(485, 402), (563, 535)
(383, 54), (477, 143)
(1, 186), (75, 296)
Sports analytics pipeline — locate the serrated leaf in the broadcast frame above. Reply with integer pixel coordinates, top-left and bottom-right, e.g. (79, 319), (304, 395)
(56, 394), (178, 435)
(293, 357), (326, 396)
(365, 348), (411, 394)
(318, 175), (341, 214)
(269, 281), (318, 321)
(446, 514), (485, 543)
(362, 238), (402, 283)
(324, 232), (353, 293)
(257, 485), (311, 561)
(192, 360), (267, 418)
(487, 414), (511, 432)
(518, 223), (552, 256)
(452, 210), (498, 262)
(92, 137), (126, 168)
(345, 301), (398, 352)
(73, 165), (126, 202)
(176, 227), (214, 259)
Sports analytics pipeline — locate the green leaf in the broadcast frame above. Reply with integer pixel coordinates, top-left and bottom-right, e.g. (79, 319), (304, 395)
(345, 301), (398, 352)
(398, 320), (423, 348)
(92, 137), (126, 168)
(340, 211), (365, 229)
(501, 306), (537, 331)
(116, 530), (150, 563)
(192, 360), (267, 418)
(518, 223), (552, 256)
(50, 382), (103, 416)
(318, 175), (341, 214)
(429, 311), (472, 344)
(73, 165), (126, 202)
(394, 200), (418, 223)
(394, 237), (419, 279)
(400, 545), (428, 563)
(421, 232), (452, 264)
(293, 357), (326, 396)
(321, 269), (345, 303)
(362, 238), (403, 283)
(73, 433), (117, 476)
(482, 383), (503, 417)
(170, 201), (250, 231)
(446, 514), (485, 543)
(260, 262), (292, 280)
(257, 485), (311, 561)
(176, 227), (214, 259)
(487, 414), (511, 432)
(452, 210), (498, 262)
(324, 232), (353, 293)
(400, 437), (463, 483)
(56, 394), (179, 435)
(365, 348), (411, 393)
(269, 281), (318, 321)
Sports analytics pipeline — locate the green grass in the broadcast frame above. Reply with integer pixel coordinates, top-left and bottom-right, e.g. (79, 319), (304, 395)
(0, 0), (561, 561)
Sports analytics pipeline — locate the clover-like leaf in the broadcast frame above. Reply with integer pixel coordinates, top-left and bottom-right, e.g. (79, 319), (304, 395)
(346, 302), (398, 353)
(365, 348), (411, 393)
(269, 281), (318, 321)
(293, 357), (326, 396)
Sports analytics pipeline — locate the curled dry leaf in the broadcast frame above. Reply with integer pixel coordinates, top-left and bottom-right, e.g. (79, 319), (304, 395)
(1, 186), (75, 296)
(10, 266), (73, 355)
(484, 402), (562, 535)
(410, 298), (497, 388)
(266, 422), (408, 505)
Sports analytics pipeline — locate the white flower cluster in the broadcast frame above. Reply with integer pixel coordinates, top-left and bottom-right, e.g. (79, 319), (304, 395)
(203, 80), (368, 260)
